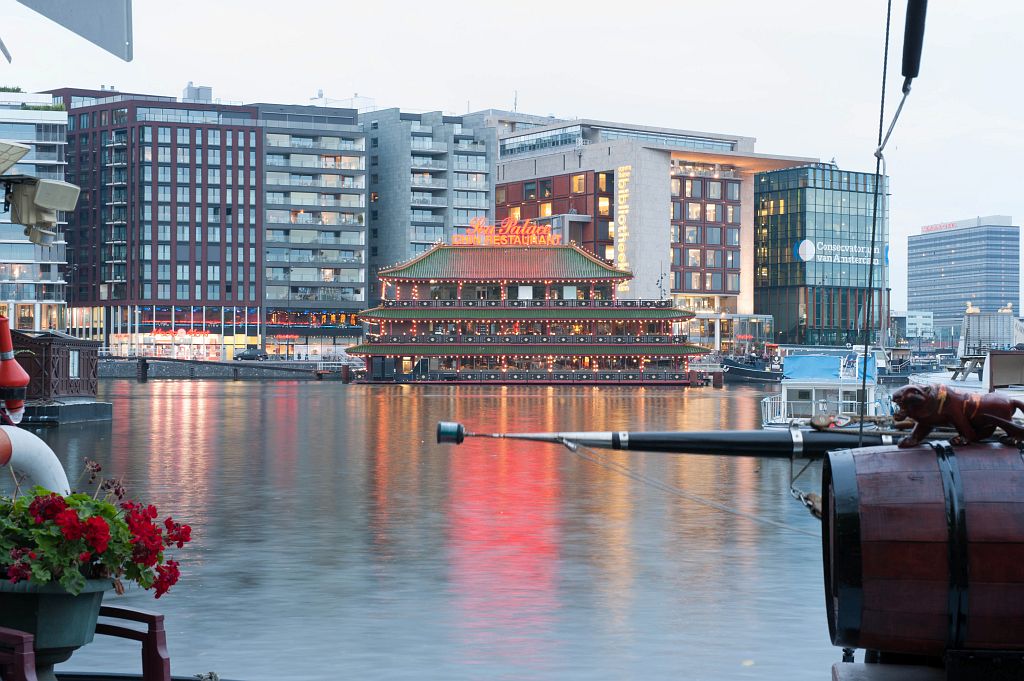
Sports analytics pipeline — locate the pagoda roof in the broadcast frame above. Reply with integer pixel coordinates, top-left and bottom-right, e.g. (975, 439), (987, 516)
(377, 244), (630, 281)
(360, 307), (693, 322)
(347, 343), (709, 357)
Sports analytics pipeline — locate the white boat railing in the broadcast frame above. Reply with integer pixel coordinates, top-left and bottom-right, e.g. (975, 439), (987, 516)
(761, 395), (892, 425)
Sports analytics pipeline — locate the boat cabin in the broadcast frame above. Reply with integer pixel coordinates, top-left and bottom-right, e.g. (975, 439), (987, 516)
(762, 354), (887, 427)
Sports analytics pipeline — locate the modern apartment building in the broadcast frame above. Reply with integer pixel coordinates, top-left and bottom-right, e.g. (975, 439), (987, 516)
(360, 109), (497, 296)
(754, 164), (890, 346)
(907, 215), (1020, 342)
(487, 113), (812, 351)
(0, 91), (69, 332)
(254, 103), (367, 358)
(50, 87), (264, 359)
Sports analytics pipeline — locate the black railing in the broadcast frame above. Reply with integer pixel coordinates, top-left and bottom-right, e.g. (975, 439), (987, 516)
(372, 334), (689, 345)
(379, 299), (673, 309)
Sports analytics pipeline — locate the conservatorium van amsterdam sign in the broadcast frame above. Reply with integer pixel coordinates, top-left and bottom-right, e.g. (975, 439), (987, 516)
(451, 217), (563, 246)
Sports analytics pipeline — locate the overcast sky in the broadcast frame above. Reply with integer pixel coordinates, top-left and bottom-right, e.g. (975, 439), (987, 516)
(3, 0), (1021, 310)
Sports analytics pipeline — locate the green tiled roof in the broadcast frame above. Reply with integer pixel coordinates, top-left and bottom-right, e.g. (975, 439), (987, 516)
(347, 344), (709, 357)
(361, 307), (694, 321)
(378, 244), (630, 281)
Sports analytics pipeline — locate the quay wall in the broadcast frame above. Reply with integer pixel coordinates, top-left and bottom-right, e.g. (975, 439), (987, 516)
(99, 359), (320, 380)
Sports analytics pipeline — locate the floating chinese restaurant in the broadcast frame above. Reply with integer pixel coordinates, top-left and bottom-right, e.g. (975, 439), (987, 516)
(347, 242), (709, 384)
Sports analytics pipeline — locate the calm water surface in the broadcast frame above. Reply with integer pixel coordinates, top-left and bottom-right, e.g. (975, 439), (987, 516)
(17, 381), (838, 680)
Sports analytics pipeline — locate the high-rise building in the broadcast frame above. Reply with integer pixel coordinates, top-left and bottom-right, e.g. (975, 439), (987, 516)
(907, 215), (1020, 343)
(487, 113), (812, 351)
(50, 87), (264, 359)
(754, 163), (890, 346)
(360, 109), (497, 296)
(254, 103), (367, 359)
(0, 90), (69, 331)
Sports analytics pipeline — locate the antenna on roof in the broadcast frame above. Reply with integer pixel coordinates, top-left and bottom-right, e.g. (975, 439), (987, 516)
(513, 90), (518, 112)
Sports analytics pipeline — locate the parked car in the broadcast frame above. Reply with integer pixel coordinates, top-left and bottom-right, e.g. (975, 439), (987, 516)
(234, 348), (269, 361)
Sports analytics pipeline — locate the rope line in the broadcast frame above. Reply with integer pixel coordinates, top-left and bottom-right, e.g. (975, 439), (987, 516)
(572, 443), (820, 538)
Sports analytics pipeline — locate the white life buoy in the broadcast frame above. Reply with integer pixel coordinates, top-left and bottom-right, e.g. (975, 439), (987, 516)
(0, 425), (70, 495)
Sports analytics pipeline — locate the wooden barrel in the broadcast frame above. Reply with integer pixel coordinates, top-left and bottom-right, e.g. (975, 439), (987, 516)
(822, 441), (1024, 656)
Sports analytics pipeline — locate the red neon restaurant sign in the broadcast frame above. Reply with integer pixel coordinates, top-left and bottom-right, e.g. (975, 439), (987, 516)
(451, 217), (563, 246)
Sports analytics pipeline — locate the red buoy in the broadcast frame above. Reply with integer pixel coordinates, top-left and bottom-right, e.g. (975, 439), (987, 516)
(0, 316), (30, 424)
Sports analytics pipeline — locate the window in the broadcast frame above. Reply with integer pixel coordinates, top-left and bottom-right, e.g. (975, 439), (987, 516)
(495, 186), (506, 204)
(597, 172), (611, 193)
(672, 202), (682, 221)
(509, 205), (521, 220)
(727, 273), (740, 291)
(705, 250), (723, 268)
(68, 350), (80, 380)
(539, 202), (552, 217)
(685, 179), (701, 198)
(686, 248), (701, 267)
(707, 181), (722, 199)
(705, 272), (723, 291)
(727, 205), (740, 224)
(604, 244), (614, 260)
(572, 174), (585, 193)
(686, 272), (701, 291)
(598, 197), (611, 216)
(686, 203), (701, 221)
(539, 179), (552, 198)
(684, 226), (699, 244)
(705, 204), (723, 223)
(706, 227), (721, 245)
(671, 178), (681, 196)
(726, 182), (740, 201)
(726, 228), (740, 246)
(524, 182), (537, 201)
(726, 250), (739, 268)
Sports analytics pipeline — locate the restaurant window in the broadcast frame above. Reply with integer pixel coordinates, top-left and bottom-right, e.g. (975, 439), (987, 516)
(539, 179), (552, 198)
(707, 181), (722, 199)
(598, 196), (611, 216)
(495, 186), (506, 204)
(685, 179), (702, 198)
(524, 182), (537, 201)
(509, 205), (521, 220)
(571, 174), (586, 193)
(539, 202), (552, 217)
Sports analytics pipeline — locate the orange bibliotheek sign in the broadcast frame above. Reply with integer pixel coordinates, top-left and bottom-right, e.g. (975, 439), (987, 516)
(451, 217), (563, 246)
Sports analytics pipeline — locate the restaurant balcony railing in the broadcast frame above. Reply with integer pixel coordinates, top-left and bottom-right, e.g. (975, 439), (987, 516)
(371, 334), (689, 345)
(379, 299), (674, 309)
(402, 371), (695, 382)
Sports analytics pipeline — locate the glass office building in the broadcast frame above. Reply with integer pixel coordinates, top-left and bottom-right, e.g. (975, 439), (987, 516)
(754, 164), (889, 345)
(907, 216), (1020, 343)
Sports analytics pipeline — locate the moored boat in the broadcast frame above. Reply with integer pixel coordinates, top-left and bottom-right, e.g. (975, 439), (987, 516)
(721, 356), (782, 383)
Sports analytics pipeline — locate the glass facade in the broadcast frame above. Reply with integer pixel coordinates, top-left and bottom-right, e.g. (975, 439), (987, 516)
(754, 164), (889, 345)
(907, 222), (1020, 339)
(0, 94), (69, 331)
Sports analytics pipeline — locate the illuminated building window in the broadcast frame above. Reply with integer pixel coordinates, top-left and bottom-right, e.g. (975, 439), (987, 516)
(524, 182), (537, 201)
(685, 179), (702, 198)
(604, 244), (615, 260)
(671, 178), (681, 196)
(705, 204), (724, 223)
(598, 197), (611, 216)
(509, 205), (521, 220)
(597, 172), (611, 193)
(727, 205), (740, 224)
(539, 202), (552, 217)
(539, 179), (552, 198)
(686, 248), (701, 267)
(686, 272), (702, 291)
(686, 203), (702, 221)
(685, 226), (700, 244)
(572, 174), (586, 193)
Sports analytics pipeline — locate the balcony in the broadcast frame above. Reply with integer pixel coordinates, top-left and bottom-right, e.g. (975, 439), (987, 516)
(453, 142), (487, 153)
(380, 299), (674, 309)
(410, 159), (447, 170)
(410, 195), (448, 207)
(410, 142), (447, 154)
(373, 333), (690, 345)
(409, 213), (444, 224)
(410, 177), (447, 190)
(409, 123), (432, 134)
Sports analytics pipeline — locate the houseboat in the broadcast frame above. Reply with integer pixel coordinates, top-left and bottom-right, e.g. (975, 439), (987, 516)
(348, 244), (709, 384)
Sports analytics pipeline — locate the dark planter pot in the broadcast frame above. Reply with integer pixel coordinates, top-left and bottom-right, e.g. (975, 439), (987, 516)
(0, 578), (112, 681)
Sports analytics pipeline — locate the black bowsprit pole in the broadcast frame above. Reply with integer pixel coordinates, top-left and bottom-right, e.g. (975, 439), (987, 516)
(436, 422), (894, 459)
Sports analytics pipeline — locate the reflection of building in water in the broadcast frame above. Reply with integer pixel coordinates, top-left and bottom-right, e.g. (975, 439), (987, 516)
(349, 244), (708, 384)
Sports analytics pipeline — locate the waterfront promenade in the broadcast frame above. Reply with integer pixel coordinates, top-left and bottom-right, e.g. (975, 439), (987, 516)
(19, 380), (835, 681)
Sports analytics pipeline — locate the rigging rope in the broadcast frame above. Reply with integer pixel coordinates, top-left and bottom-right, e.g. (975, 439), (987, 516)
(859, 0), (894, 447)
(572, 443), (820, 538)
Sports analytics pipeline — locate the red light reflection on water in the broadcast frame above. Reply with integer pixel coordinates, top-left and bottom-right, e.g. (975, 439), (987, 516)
(446, 391), (563, 671)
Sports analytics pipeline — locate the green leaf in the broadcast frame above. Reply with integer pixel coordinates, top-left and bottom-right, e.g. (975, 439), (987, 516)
(59, 569), (86, 596)
(30, 563), (52, 583)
